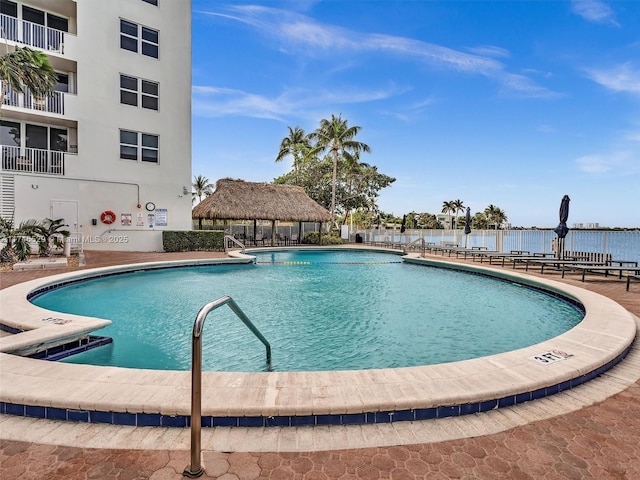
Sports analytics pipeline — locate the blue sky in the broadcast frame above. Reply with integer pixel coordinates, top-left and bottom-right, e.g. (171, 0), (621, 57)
(191, 0), (640, 228)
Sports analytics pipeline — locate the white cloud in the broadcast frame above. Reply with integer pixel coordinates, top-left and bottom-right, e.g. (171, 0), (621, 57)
(192, 84), (402, 120)
(200, 5), (555, 98)
(586, 63), (640, 95)
(570, 0), (619, 26)
(575, 150), (639, 174)
(465, 45), (510, 58)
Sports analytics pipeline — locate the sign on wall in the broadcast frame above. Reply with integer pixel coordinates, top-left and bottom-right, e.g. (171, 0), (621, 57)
(155, 208), (168, 226)
(121, 213), (132, 226)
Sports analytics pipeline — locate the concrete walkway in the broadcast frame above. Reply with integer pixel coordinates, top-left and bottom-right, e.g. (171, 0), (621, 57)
(1, 249), (639, 479)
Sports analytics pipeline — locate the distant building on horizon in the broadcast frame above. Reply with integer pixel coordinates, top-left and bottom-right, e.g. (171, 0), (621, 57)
(573, 223), (601, 229)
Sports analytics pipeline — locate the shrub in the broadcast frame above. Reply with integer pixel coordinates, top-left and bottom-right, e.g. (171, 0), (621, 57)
(162, 230), (225, 252)
(301, 232), (345, 245)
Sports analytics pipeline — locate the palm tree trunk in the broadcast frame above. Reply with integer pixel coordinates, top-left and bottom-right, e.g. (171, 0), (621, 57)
(330, 148), (337, 225)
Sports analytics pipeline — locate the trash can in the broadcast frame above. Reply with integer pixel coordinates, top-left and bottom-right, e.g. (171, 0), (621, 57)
(355, 233), (363, 244)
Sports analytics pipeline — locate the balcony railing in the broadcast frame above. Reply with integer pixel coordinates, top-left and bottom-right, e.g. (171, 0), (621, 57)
(1, 82), (65, 115)
(1, 14), (65, 53)
(1, 145), (65, 176)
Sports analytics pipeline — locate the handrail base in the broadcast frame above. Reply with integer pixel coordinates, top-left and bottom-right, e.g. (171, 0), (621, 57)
(183, 466), (204, 478)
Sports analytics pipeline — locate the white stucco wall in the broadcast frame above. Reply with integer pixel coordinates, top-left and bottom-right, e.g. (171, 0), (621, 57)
(3, 0), (192, 252)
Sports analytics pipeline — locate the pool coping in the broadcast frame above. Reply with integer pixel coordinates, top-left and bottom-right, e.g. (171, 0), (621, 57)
(0, 247), (637, 428)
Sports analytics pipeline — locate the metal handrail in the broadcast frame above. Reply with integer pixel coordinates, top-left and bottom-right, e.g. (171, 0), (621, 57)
(184, 296), (271, 478)
(404, 237), (426, 257)
(224, 234), (245, 252)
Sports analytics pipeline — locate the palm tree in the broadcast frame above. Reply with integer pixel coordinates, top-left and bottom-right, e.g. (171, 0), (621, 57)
(31, 218), (70, 257)
(310, 114), (371, 225)
(452, 199), (464, 229)
(0, 46), (57, 109)
(441, 200), (455, 229)
(275, 126), (312, 184)
(484, 204), (508, 229)
(192, 174), (213, 204)
(0, 216), (37, 262)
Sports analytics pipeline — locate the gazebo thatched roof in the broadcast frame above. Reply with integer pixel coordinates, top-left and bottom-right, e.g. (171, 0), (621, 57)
(192, 179), (331, 223)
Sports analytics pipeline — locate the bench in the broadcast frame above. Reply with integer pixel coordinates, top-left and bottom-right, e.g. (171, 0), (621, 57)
(564, 264), (640, 282)
(563, 251), (613, 263)
(627, 274), (640, 291)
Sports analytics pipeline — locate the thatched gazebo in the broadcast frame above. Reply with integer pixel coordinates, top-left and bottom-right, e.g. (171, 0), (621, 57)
(192, 179), (331, 245)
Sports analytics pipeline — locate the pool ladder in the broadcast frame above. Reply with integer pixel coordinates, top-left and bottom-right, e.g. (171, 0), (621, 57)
(224, 234), (245, 252)
(183, 295), (271, 478)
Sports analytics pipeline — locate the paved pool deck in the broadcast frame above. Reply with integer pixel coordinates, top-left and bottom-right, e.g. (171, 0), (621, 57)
(1, 249), (639, 479)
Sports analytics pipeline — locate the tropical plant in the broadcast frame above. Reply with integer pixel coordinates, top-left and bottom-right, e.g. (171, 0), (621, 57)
(441, 200), (456, 229)
(31, 218), (70, 257)
(452, 199), (465, 229)
(0, 46), (57, 109)
(0, 216), (37, 262)
(484, 204), (508, 229)
(275, 126), (312, 184)
(192, 174), (214, 204)
(309, 114), (371, 225)
(472, 212), (489, 229)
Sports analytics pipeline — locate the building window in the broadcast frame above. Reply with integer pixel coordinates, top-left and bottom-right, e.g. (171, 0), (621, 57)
(120, 19), (159, 59)
(142, 0), (158, 5)
(120, 74), (159, 110)
(120, 130), (159, 163)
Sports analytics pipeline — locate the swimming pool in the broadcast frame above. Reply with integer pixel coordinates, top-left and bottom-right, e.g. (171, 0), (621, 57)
(31, 249), (583, 372)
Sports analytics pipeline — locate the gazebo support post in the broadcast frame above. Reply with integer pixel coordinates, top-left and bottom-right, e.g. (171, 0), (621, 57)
(271, 220), (276, 246)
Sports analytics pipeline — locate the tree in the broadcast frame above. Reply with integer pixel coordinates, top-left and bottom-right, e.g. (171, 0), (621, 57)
(192, 174), (213, 204)
(484, 204), (508, 229)
(452, 199), (465, 229)
(309, 114), (371, 225)
(441, 200), (455, 229)
(274, 154), (394, 224)
(0, 216), (37, 262)
(275, 126), (312, 184)
(0, 46), (57, 109)
(31, 218), (70, 257)
(472, 212), (489, 229)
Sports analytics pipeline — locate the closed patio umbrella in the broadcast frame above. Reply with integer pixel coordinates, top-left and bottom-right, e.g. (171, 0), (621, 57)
(554, 195), (570, 259)
(464, 207), (471, 247)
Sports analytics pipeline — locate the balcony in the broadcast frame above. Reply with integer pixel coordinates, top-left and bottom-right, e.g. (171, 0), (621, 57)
(1, 83), (65, 115)
(1, 14), (67, 53)
(1, 145), (66, 176)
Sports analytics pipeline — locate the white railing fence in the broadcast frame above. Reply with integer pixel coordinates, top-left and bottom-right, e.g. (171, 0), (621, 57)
(360, 228), (640, 263)
(1, 145), (65, 175)
(1, 14), (65, 52)
(1, 82), (65, 115)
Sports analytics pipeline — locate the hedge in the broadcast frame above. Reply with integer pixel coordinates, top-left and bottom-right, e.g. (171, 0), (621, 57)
(301, 232), (345, 245)
(162, 230), (225, 252)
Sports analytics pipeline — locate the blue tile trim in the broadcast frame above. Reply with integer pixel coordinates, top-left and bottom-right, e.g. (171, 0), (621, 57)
(415, 407), (437, 420)
(137, 413), (161, 426)
(113, 412), (137, 426)
(3, 344), (631, 428)
(27, 335), (113, 362)
(0, 324), (23, 334)
(290, 415), (315, 426)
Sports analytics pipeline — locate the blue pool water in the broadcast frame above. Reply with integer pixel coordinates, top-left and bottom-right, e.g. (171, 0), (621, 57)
(31, 250), (583, 372)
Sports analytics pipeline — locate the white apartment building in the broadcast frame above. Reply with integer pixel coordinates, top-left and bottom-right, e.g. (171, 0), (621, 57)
(0, 0), (192, 251)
